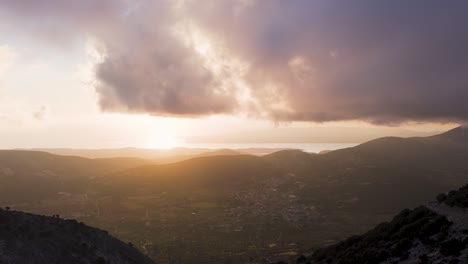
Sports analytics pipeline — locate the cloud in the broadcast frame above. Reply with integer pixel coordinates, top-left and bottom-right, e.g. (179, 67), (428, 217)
(2, 0), (468, 124)
(185, 1), (468, 124)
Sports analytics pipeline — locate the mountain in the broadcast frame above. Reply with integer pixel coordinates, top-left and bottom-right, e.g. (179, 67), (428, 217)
(0, 208), (155, 264)
(2, 127), (468, 263)
(30, 147), (261, 160)
(0, 150), (151, 175)
(96, 155), (278, 196)
(28, 147), (212, 159)
(293, 184), (468, 264)
(0, 150), (150, 177)
(153, 149), (244, 164)
(0, 150), (151, 203)
(264, 126), (468, 215)
(431, 125), (468, 143)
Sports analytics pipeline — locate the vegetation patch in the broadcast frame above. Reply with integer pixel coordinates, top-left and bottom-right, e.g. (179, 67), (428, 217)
(437, 184), (468, 208)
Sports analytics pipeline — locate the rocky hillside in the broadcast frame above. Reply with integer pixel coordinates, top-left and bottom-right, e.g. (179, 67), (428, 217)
(293, 185), (468, 264)
(0, 208), (155, 264)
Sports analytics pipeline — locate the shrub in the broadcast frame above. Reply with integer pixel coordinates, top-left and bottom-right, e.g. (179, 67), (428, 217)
(440, 239), (464, 256)
(95, 257), (107, 264)
(418, 254), (428, 264)
(419, 215), (451, 238)
(441, 185), (468, 208)
(436, 193), (447, 203)
(391, 238), (412, 256)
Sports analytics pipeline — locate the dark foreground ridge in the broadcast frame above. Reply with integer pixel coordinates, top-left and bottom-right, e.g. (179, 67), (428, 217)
(291, 185), (468, 264)
(0, 208), (155, 264)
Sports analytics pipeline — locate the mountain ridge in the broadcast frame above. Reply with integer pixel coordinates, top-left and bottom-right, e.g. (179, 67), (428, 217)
(0, 208), (155, 264)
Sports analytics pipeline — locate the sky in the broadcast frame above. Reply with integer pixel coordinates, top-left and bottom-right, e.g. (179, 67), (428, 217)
(0, 0), (465, 149)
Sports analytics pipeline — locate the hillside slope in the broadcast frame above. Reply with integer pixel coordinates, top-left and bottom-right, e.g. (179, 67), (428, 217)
(296, 185), (468, 264)
(0, 150), (150, 177)
(0, 208), (155, 264)
(0, 150), (151, 203)
(264, 126), (468, 214)
(99, 154), (276, 190)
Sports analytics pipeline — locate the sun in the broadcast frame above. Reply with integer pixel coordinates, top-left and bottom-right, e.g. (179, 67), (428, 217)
(146, 133), (182, 149)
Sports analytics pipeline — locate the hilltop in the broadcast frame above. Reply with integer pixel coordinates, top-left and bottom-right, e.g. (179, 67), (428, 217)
(0, 208), (155, 264)
(431, 125), (468, 143)
(0, 150), (152, 203)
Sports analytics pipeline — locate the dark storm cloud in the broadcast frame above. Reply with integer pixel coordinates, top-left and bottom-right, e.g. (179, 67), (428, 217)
(1, 0), (468, 123)
(186, 1), (468, 123)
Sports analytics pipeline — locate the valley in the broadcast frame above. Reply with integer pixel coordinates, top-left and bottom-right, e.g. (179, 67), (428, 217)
(1, 127), (468, 263)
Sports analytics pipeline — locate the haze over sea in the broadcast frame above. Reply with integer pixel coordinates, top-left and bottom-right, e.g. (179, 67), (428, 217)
(181, 143), (358, 153)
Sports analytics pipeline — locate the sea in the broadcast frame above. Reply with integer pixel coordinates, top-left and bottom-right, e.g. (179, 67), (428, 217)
(180, 143), (358, 154)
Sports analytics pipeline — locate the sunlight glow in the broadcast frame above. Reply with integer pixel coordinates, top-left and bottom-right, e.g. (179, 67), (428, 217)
(146, 133), (182, 149)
